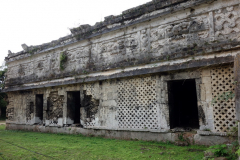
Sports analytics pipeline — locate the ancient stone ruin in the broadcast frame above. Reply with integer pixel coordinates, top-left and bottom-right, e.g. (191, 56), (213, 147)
(4, 0), (240, 145)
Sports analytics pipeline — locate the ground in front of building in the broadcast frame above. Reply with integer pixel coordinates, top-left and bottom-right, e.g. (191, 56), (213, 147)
(0, 125), (207, 160)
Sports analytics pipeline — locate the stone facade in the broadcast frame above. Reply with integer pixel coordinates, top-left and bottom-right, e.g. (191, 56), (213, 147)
(4, 0), (240, 145)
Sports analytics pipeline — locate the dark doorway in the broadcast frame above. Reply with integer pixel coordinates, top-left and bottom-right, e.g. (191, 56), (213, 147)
(67, 92), (81, 124)
(36, 94), (43, 121)
(168, 79), (199, 129)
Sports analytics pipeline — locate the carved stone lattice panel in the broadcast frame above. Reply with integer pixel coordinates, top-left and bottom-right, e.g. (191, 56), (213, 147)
(211, 65), (236, 132)
(117, 76), (159, 129)
(47, 92), (64, 124)
(85, 83), (95, 97)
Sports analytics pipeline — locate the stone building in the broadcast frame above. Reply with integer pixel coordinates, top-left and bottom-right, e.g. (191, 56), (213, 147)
(4, 0), (240, 145)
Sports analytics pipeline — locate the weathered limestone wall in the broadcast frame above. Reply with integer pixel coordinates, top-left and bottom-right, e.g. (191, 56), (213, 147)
(6, 65), (236, 134)
(4, 0), (240, 92)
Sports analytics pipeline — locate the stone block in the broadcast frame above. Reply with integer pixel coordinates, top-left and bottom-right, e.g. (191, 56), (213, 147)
(204, 83), (212, 102)
(200, 84), (206, 101)
(202, 77), (211, 84)
(58, 118), (63, 126)
(107, 92), (113, 100)
(206, 108), (213, 117)
(45, 120), (50, 126)
(102, 93), (108, 101)
(194, 134), (231, 145)
(102, 100), (117, 107)
(202, 69), (211, 77)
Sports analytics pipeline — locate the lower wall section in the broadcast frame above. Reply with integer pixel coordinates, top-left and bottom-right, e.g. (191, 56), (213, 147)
(6, 65), (237, 134)
(6, 123), (233, 146)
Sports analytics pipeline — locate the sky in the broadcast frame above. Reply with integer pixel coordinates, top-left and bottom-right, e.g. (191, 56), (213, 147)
(0, 0), (150, 66)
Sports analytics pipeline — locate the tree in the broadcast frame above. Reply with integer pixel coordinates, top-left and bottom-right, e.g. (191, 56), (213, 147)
(0, 65), (7, 120)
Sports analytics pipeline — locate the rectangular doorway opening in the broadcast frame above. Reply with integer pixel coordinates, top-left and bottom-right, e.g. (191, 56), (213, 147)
(36, 94), (43, 121)
(168, 79), (199, 129)
(67, 91), (81, 124)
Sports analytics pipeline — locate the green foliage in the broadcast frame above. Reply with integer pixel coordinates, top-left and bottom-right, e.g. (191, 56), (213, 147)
(204, 41), (209, 45)
(228, 141), (239, 159)
(0, 68), (7, 89)
(206, 142), (239, 160)
(82, 70), (89, 74)
(60, 52), (67, 71)
(28, 48), (38, 55)
(0, 68), (7, 120)
(236, 148), (240, 156)
(203, 128), (211, 131)
(227, 124), (238, 138)
(177, 133), (191, 145)
(166, 55), (170, 61)
(178, 133), (186, 141)
(208, 144), (228, 157)
(0, 96), (7, 107)
(0, 125), (208, 159)
(212, 91), (235, 104)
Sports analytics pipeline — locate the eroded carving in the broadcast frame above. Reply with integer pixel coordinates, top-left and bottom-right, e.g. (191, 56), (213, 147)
(83, 93), (99, 123)
(125, 34), (139, 55)
(82, 83), (100, 127)
(150, 15), (209, 56)
(6, 108), (14, 121)
(214, 5), (240, 39)
(37, 61), (44, 70)
(18, 64), (25, 76)
(46, 92), (64, 124)
(26, 102), (34, 122)
(140, 29), (149, 53)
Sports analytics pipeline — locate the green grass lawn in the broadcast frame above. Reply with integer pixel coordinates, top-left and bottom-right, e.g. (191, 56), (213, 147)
(0, 125), (207, 160)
